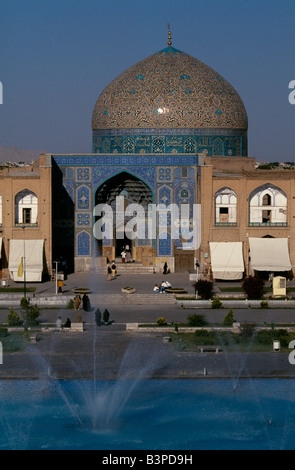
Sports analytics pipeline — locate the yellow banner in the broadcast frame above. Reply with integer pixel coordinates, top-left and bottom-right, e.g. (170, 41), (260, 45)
(17, 258), (23, 277)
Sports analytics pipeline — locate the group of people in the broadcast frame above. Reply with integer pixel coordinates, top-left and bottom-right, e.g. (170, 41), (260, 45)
(56, 316), (71, 329)
(153, 280), (172, 293)
(121, 244), (132, 263)
(74, 293), (91, 311)
(56, 306), (112, 330)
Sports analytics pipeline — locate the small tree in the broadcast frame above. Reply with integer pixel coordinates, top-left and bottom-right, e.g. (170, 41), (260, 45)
(20, 298), (40, 327)
(242, 276), (265, 300)
(7, 307), (20, 327)
(193, 280), (213, 300)
(223, 309), (234, 326)
(211, 298), (223, 309)
(25, 304), (41, 327)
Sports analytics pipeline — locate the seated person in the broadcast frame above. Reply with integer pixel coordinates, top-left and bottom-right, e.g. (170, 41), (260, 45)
(153, 284), (160, 293)
(56, 317), (62, 329)
(159, 281), (166, 293)
(64, 318), (71, 328)
(162, 280), (172, 289)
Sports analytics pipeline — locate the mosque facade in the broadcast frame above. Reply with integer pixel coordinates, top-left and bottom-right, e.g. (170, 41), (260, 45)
(50, 35), (252, 275)
(0, 33), (294, 281)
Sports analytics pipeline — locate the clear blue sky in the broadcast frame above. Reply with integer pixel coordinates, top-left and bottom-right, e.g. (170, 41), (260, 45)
(0, 0), (294, 161)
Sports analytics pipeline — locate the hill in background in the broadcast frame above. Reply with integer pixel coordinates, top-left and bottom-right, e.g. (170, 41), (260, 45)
(0, 145), (47, 163)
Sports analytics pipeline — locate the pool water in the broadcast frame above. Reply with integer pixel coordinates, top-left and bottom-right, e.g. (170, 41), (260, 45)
(0, 379), (295, 450)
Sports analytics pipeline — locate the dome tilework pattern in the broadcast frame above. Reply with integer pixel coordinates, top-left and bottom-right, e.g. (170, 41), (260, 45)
(92, 47), (248, 131)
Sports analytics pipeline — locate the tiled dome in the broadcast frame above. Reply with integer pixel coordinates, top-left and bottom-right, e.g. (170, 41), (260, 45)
(92, 46), (248, 131)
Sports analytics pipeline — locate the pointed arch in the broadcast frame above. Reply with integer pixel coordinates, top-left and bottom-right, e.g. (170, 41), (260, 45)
(215, 187), (237, 226)
(249, 183), (287, 226)
(15, 189), (38, 225)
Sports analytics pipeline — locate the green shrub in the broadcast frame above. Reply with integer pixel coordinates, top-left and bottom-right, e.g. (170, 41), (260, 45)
(0, 328), (8, 338)
(240, 323), (256, 339)
(7, 308), (20, 326)
(21, 301), (41, 327)
(242, 276), (265, 299)
(26, 304), (41, 326)
(211, 298), (223, 309)
(157, 317), (167, 326)
(192, 280), (213, 300)
(223, 309), (234, 326)
(20, 297), (30, 309)
(67, 298), (74, 309)
(187, 314), (207, 327)
(194, 329), (218, 345)
(257, 329), (289, 347)
(260, 300), (269, 309)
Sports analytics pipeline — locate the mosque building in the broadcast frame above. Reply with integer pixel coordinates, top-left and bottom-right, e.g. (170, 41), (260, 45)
(0, 30), (294, 281)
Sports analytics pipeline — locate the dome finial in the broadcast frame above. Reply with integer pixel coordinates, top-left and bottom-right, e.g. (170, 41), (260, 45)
(167, 23), (172, 47)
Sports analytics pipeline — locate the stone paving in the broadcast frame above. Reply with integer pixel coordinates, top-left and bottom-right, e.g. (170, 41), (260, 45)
(1, 270), (295, 380)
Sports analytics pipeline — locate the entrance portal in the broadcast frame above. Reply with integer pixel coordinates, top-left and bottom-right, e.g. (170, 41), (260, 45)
(94, 172), (154, 262)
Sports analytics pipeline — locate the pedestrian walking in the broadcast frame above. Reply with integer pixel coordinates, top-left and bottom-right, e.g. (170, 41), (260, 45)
(74, 295), (82, 311)
(111, 261), (117, 278)
(103, 309), (110, 325)
(95, 308), (102, 326)
(82, 294), (91, 312)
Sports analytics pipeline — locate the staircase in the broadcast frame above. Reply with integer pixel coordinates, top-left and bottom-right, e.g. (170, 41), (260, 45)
(90, 293), (176, 305)
(93, 260), (156, 275)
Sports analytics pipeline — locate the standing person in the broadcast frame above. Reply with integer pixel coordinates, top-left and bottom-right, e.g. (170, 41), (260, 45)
(121, 250), (126, 263)
(83, 294), (91, 312)
(111, 261), (117, 278)
(107, 266), (112, 281)
(103, 309), (110, 325)
(56, 317), (62, 330)
(95, 308), (102, 326)
(74, 295), (81, 311)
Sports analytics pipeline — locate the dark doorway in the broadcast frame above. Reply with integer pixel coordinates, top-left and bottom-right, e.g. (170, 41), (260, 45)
(95, 172), (153, 257)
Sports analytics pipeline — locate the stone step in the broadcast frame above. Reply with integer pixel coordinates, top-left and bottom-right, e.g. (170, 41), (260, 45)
(93, 266), (156, 275)
(90, 293), (176, 305)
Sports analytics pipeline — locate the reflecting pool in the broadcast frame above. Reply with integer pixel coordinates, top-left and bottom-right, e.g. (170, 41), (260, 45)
(1, 379), (295, 450)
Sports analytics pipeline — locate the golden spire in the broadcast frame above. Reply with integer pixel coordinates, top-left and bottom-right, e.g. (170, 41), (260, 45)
(167, 23), (172, 47)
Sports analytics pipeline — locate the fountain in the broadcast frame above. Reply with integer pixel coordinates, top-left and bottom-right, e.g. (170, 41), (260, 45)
(1, 273), (295, 450)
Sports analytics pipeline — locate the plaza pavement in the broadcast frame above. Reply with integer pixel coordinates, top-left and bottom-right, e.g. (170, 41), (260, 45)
(1, 269), (295, 325)
(1, 270), (295, 380)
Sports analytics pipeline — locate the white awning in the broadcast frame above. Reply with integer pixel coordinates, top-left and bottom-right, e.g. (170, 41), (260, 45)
(9, 239), (44, 282)
(0, 238), (2, 259)
(249, 238), (291, 272)
(210, 242), (245, 280)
